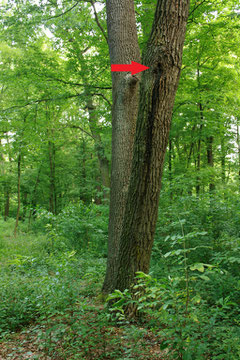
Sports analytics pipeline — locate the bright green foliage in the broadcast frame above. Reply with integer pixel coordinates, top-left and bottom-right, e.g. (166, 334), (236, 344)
(108, 190), (240, 359)
(0, 0), (240, 358)
(33, 202), (108, 254)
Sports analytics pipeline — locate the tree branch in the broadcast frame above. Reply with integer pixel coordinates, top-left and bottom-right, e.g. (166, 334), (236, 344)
(188, 0), (209, 23)
(1, 93), (85, 112)
(93, 93), (112, 107)
(45, 0), (82, 20)
(90, 0), (108, 43)
(45, 75), (112, 89)
(63, 124), (94, 138)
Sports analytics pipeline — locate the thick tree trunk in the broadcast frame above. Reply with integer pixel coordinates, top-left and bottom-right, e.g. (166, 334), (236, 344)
(86, 97), (110, 198)
(110, 0), (190, 292)
(14, 153), (21, 237)
(102, 0), (141, 293)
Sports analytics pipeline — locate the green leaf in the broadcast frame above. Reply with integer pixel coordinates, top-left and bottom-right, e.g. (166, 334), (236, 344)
(190, 263), (205, 272)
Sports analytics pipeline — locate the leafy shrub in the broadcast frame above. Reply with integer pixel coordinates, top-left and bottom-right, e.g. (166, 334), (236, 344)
(0, 248), (105, 336)
(108, 271), (240, 359)
(33, 203), (108, 255)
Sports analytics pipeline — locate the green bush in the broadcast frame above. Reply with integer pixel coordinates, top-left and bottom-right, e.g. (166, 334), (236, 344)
(108, 271), (240, 360)
(0, 247), (106, 336)
(33, 203), (108, 255)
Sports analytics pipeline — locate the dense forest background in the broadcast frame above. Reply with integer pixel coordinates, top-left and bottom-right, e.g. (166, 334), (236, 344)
(0, 0), (240, 359)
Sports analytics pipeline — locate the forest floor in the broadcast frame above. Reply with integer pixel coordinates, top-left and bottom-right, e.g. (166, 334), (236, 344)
(0, 221), (167, 360)
(0, 298), (166, 360)
(1, 218), (239, 359)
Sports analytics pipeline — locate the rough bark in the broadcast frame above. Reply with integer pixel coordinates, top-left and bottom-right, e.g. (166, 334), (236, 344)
(102, 0), (141, 293)
(111, 0), (190, 292)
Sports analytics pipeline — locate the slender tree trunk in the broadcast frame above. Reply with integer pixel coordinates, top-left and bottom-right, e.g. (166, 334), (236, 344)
(28, 165), (41, 230)
(53, 144), (57, 214)
(14, 153), (21, 237)
(221, 136), (226, 183)
(237, 120), (240, 190)
(102, 0), (141, 293)
(187, 125), (196, 168)
(207, 135), (215, 192)
(168, 139), (173, 200)
(48, 140), (56, 214)
(22, 191), (28, 221)
(86, 97), (110, 198)
(196, 63), (204, 196)
(110, 0), (190, 292)
(196, 103), (204, 196)
(2, 139), (12, 221)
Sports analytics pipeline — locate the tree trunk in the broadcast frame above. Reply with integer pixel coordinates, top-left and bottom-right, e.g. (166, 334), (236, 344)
(168, 138), (173, 200)
(1, 138), (11, 221)
(102, 0), (141, 293)
(48, 140), (56, 214)
(221, 136), (225, 183)
(86, 97), (110, 199)
(14, 153), (21, 237)
(207, 135), (215, 192)
(196, 104), (204, 196)
(28, 165), (42, 230)
(22, 191), (28, 221)
(187, 125), (196, 168)
(237, 120), (240, 189)
(110, 0), (190, 292)
(196, 63), (204, 196)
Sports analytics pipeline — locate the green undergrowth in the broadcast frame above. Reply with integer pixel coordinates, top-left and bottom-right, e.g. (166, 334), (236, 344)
(1, 193), (240, 360)
(0, 220), (163, 359)
(0, 222), (105, 337)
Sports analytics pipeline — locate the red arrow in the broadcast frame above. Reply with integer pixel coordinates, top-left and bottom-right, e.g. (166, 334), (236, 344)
(111, 61), (149, 75)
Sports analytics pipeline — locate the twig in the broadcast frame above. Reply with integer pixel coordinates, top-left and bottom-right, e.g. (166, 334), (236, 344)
(188, 0), (209, 22)
(1, 93), (85, 112)
(93, 93), (112, 107)
(45, 0), (81, 20)
(90, 0), (108, 42)
(63, 124), (93, 138)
